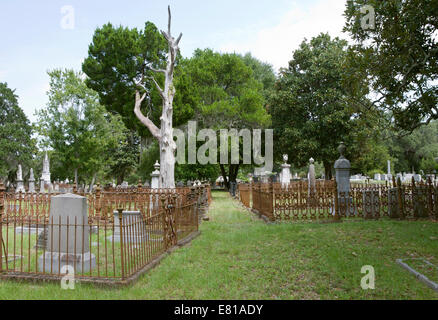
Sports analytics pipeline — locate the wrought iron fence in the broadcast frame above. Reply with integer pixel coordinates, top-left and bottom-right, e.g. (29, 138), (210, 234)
(0, 184), (207, 285)
(241, 179), (438, 222)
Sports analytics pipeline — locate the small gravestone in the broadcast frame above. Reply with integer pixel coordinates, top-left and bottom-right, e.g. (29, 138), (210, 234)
(38, 194), (96, 273)
(176, 181), (184, 188)
(110, 210), (149, 243)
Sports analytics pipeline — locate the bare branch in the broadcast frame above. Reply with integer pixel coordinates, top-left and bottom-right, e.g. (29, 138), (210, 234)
(161, 30), (170, 42)
(149, 67), (166, 74)
(134, 90), (161, 140)
(148, 76), (165, 99)
(168, 5), (172, 36)
(176, 33), (183, 46)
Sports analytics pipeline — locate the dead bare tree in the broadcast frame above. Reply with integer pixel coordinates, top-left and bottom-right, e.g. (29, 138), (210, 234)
(134, 6), (182, 188)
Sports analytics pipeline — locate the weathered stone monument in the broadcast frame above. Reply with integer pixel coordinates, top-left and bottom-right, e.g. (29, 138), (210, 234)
(15, 164), (25, 193)
(151, 161), (161, 189)
(40, 152), (51, 192)
(38, 194), (96, 273)
(308, 158), (316, 194)
(28, 168), (35, 193)
(387, 160), (392, 181)
(334, 142), (353, 216)
(280, 154), (291, 188)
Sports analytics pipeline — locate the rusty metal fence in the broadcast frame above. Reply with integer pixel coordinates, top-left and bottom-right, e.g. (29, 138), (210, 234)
(0, 183), (208, 285)
(241, 179), (438, 222)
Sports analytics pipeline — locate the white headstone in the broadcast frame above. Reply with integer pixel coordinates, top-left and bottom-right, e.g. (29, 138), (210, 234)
(280, 154), (291, 188)
(16, 164), (25, 193)
(150, 161), (161, 189)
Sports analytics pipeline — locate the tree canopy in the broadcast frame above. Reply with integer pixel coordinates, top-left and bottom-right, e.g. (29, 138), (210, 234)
(0, 82), (35, 182)
(270, 33), (380, 178)
(182, 49), (272, 186)
(35, 69), (126, 186)
(344, 0), (438, 131)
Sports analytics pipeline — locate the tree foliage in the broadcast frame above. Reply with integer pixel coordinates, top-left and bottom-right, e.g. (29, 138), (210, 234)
(270, 33), (379, 178)
(344, 0), (438, 131)
(182, 49), (272, 187)
(82, 22), (194, 138)
(0, 82), (36, 181)
(35, 69), (126, 185)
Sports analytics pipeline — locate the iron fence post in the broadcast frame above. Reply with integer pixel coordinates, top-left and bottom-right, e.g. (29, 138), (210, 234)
(117, 208), (125, 280)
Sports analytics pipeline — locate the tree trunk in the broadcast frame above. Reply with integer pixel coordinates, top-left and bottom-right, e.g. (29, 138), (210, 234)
(160, 102), (176, 188)
(133, 6), (181, 189)
(117, 171), (124, 186)
(74, 168), (78, 189)
(324, 162), (333, 180)
(219, 164), (229, 190)
(89, 172), (96, 194)
(229, 164), (240, 183)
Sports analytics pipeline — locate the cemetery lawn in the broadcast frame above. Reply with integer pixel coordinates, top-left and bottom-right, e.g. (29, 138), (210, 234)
(0, 191), (437, 300)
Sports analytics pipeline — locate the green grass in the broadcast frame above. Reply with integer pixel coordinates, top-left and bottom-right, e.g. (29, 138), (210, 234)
(0, 190), (437, 299)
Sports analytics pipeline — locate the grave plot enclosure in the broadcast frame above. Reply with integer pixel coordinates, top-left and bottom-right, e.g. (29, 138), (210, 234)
(239, 179), (438, 222)
(0, 184), (209, 285)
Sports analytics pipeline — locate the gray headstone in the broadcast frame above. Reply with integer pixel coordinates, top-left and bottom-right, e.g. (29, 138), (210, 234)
(110, 211), (149, 243)
(38, 193), (96, 273)
(176, 181), (184, 187)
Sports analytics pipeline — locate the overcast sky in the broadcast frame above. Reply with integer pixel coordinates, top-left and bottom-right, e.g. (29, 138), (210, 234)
(0, 0), (349, 122)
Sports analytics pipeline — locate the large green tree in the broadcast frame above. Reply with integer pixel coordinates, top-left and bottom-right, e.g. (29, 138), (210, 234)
(270, 33), (377, 178)
(183, 49), (271, 188)
(83, 10), (193, 188)
(35, 69), (126, 188)
(385, 120), (438, 173)
(344, 0), (437, 131)
(82, 22), (167, 136)
(0, 82), (36, 182)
